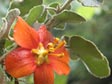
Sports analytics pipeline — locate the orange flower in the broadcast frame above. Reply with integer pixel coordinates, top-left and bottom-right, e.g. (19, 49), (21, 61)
(5, 17), (70, 84)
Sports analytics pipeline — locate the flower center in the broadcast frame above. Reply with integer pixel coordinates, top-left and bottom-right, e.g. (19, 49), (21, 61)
(32, 38), (66, 65)
(32, 43), (49, 65)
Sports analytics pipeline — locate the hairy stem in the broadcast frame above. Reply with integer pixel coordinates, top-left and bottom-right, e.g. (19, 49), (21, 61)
(57, 0), (73, 13)
(46, 0), (73, 30)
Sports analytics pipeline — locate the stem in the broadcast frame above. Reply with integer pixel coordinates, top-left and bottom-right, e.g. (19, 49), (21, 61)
(15, 78), (19, 84)
(45, 7), (57, 12)
(46, 17), (56, 30)
(57, 0), (73, 13)
(0, 43), (17, 63)
(8, 36), (14, 41)
(46, 0), (73, 30)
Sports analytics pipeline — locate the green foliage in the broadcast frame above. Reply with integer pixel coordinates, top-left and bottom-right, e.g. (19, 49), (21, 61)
(48, 2), (60, 15)
(49, 2), (59, 8)
(1, 0), (111, 83)
(55, 74), (67, 84)
(49, 2), (71, 15)
(77, 0), (103, 7)
(0, 8), (20, 56)
(76, 6), (95, 20)
(43, 0), (63, 4)
(10, 0), (43, 16)
(26, 5), (44, 25)
(54, 10), (86, 29)
(38, 9), (47, 23)
(69, 36), (110, 78)
(55, 10), (86, 23)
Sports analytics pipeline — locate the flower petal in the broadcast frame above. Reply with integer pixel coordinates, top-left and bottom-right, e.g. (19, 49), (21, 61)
(53, 46), (70, 64)
(5, 48), (36, 78)
(49, 46), (70, 75)
(14, 16), (39, 49)
(34, 64), (54, 84)
(49, 56), (70, 75)
(37, 25), (54, 47)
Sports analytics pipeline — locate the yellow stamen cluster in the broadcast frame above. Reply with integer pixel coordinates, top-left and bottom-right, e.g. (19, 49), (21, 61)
(32, 38), (66, 65)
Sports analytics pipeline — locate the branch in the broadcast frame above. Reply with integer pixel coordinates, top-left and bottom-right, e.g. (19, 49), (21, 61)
(57, 0), (73, 13)
(46, 0), (73, 30)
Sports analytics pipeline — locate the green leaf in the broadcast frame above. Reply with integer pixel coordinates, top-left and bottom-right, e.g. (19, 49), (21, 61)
(10, 0), (43, 16)
(55, 74), (67, 84)
(49, 2), (60, 8)
(77, 0), (103, 7)
(48, 2), (71, 15)
(63, 36), (79, 60)
(54, 23), (66, 30)
(38, 10), (47, 23)
(53, 10), (86, 29)
(43, 0), (63, 5)
(26, 5), (44, 25)
(69, 36), (110, 78)
(76, 7), (95, 20)
(55, 10), (86, 24)
(48, 2), (59, 15)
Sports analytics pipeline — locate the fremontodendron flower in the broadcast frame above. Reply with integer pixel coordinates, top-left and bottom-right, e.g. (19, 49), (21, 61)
(5, 16), (70, 84)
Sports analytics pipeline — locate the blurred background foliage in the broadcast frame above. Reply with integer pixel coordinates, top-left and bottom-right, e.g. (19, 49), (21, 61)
(0, 0), (112, 84)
